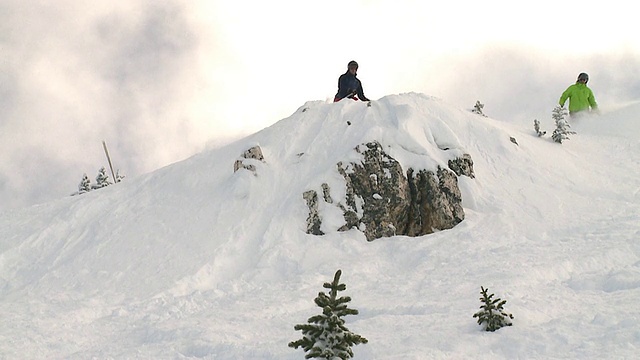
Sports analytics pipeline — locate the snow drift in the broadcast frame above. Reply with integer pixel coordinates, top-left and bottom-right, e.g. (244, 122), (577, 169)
(0, 93), (638, 359)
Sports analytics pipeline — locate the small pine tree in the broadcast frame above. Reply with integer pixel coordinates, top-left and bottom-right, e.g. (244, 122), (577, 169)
(533, 119), (546, 137)
(471, 101), (487, 117)
(551, 106), (575, 143)
(473, 286), (514, 332)
(289, 269), (368, 359)
(115, 169), (125, 183)
(78, 173), (92, 194)
(93, 167), (112, 189)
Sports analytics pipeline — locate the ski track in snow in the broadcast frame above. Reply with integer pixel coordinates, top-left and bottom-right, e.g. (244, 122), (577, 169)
(0, 93), (639, 359)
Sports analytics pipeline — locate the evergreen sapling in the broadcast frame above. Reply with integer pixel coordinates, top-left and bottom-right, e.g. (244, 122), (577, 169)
(115, 169), (125, 183)
(78, 173), (92, 194)
(534, 119), (546, 137)
(551, 106), (575, 143)
(93, 167), (112, 189)
(289, 269), (368, 359)
(473, 286), (514, 332)
(471, 101), (487, 117)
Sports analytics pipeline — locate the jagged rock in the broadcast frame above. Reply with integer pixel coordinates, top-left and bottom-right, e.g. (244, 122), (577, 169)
(405, 167), (464, 236)
(337, 142), (410, 240)
(448, 153), (475, 178)
(303, 141), (471, 241)
(321, 183), (333, 204)
(303, 190), (324, 235)
(234, 146), (265, 174)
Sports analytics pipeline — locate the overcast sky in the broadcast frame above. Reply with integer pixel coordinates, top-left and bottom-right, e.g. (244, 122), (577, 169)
(1, 0), (639, 211)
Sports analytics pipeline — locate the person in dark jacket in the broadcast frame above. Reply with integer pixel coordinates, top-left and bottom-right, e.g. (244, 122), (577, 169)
(334, 60), (370, 102)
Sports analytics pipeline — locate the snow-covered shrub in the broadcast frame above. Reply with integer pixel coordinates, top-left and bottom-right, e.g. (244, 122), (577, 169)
(551, 106), (575, 143)
(534, 119), (546, 137)
(473, 286), (514, 332)
(93, 167), (112, 189)
(289, 269), (368, 359)
(77, 173), (92, 195)
(115, 169), (125, 183)
(471, 101), (487, 117)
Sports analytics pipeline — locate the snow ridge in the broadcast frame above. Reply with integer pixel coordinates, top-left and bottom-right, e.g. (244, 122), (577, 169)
(1, 93), (639, 359)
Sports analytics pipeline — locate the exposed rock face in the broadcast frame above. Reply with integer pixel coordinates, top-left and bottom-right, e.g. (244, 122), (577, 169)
(336, 143), (410, 240)
(304, 141), (473, 241)
(404, 167), (464, 237)
(303, 190), (323, 236)
(448, 153), (475, 178)
(234, 146), (265, 174)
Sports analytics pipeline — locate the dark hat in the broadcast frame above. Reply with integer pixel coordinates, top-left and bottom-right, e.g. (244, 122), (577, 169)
(577, 73), (589, 82)
(348, 60), (358, 68)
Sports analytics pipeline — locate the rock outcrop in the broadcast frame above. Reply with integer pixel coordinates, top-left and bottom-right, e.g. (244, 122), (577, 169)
(448, 154), (475, 178)
(234, 146), (265, 175)
(303, 190), (324, 236)
(304, 141), (473, 241)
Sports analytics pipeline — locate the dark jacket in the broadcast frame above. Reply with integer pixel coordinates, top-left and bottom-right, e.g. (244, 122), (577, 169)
(334, 71), (369, 102)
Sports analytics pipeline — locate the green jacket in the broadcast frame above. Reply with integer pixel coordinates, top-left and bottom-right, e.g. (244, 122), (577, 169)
(559, 83), (597, 113)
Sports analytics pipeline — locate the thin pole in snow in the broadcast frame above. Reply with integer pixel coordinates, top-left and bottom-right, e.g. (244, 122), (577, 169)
(102, 140), (116, 182)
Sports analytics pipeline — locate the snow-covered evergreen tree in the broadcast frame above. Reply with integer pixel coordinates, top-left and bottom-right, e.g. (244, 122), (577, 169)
(78, 173), (92, 194)
(551, 106), (575, 143)
(473, 286), (514, 332)
(289, 269), (368, 359)
(471, 101), (487, 117)
(115, 169), (125, 183)
(534, 119), (546, 137)
(93, 167), (112, 189)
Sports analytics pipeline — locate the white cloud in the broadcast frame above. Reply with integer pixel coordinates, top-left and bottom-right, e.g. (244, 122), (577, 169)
(0, 1), (217, 209)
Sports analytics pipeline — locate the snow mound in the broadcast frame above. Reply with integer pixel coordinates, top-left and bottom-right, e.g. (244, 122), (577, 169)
(1, 93), (639, 359)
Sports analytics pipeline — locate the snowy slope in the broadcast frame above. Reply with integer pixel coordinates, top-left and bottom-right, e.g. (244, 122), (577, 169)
(0, 93), (639, 359)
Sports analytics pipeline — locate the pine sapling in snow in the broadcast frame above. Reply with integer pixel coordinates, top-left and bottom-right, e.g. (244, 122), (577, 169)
(473, 286), (514, 332)
(534, 119), (546, 137)
(471, 100), (487, 117)
(78, 173), (92, 194)
(115, 169), (125, 183)
(288, 269), (368, 359)
(551, 106), (575, 143)
(93, 167), (112, 189)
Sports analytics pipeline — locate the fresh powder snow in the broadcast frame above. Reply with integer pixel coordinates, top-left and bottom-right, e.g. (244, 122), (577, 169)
(0, 93), (638, 359)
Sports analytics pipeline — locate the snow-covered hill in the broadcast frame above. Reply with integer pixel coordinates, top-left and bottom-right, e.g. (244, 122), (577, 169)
(1, 93), (639, 359)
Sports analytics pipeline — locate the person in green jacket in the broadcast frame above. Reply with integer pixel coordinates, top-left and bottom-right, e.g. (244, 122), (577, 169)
(559, 72), (598, 117)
